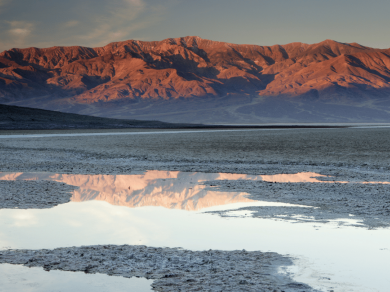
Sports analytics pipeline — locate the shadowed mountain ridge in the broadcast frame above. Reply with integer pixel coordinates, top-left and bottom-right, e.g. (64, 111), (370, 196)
(0, 103), (198, 130)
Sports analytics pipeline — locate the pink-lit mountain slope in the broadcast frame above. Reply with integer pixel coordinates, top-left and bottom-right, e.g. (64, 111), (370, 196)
(1, 37), (390, 123)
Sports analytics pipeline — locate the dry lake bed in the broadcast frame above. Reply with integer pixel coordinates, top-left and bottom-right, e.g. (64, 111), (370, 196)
(0, 127), (389, 292)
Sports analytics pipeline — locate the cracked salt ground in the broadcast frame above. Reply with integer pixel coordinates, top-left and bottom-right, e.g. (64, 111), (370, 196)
(1, 170), (390, 291)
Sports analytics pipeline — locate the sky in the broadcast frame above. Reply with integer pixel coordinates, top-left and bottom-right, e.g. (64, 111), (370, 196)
(1, 0), (390, 52)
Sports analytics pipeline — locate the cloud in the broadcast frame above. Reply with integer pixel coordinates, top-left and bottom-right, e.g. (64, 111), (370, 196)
(0, 21), (35, 51)
(0, 0), (169, 51)
(63, 20), (79, 28)
(9, 28), (31, 37)
(71, 0), (162, 47)
(7, 21), (34, 38)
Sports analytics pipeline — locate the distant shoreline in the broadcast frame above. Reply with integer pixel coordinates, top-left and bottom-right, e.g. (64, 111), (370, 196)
(0, 124), (351, 132)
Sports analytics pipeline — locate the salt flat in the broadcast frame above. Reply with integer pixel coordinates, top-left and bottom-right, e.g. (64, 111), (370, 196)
(0, 127), (389, 291)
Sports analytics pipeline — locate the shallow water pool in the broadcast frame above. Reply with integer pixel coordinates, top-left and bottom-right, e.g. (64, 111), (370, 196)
(0, 263), (153, 292)
(1, 170), (390, 291)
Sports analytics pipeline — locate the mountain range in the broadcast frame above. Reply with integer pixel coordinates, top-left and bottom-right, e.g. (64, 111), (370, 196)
(1, 36), (390, 123)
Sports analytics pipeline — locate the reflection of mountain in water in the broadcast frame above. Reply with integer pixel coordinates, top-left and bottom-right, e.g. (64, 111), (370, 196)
(0, 171), (333, 211)
(0, 171), (256, 211)
(69, 171), (256, 211)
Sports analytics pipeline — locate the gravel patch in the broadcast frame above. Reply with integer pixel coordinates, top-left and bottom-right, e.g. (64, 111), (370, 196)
(0, 244), (316, 292)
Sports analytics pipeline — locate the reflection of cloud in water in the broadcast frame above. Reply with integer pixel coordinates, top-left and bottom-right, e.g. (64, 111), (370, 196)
(1, 171), (386, 211)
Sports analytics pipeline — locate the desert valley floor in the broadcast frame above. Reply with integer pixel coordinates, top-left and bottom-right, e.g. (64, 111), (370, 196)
(0, 127), (389, 292)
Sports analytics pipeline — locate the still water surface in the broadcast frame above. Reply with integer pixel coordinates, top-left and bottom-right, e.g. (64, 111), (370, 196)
(0, 264), (153, 292)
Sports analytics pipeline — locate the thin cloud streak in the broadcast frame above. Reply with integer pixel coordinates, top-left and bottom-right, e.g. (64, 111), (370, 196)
(73, 0), (151, 46)
(63, 20), (79, 28)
